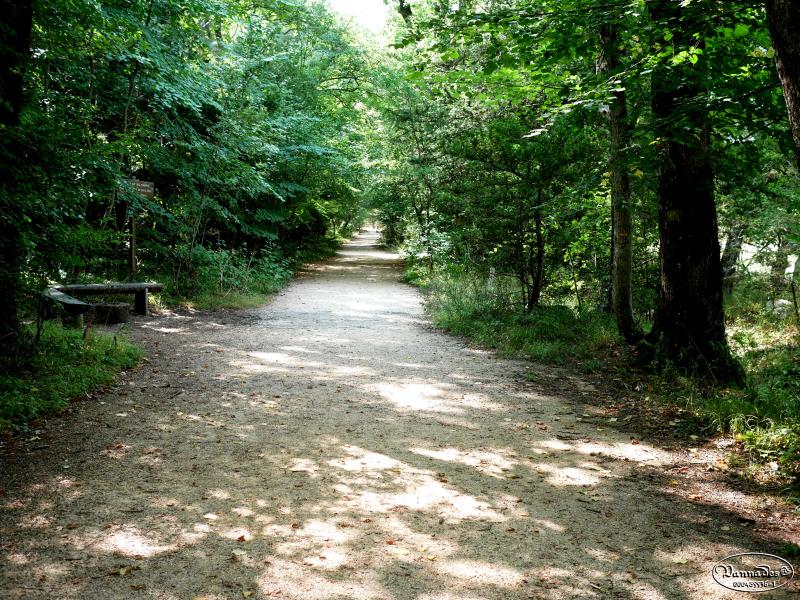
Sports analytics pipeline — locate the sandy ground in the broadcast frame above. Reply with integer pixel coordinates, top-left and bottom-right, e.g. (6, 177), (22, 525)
(1, 230), (799, 599)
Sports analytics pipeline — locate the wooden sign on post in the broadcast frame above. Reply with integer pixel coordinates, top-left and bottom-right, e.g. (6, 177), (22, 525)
(123, 179), (155, 275)
(128, 179), (155, 199)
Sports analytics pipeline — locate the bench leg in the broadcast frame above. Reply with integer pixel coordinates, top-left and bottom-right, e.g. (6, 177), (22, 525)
(62, 313), (84, 329)
(134, 289), (148, 316)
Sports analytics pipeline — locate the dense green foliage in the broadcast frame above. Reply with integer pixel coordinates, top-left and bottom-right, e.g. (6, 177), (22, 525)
(9, 0), (371, 322)
(372, 0), (797, 321)
(0, 0), (376, 423)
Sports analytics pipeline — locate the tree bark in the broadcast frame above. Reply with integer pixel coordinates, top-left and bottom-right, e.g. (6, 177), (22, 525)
(765, 0), (800, 170)
(647, 1), (742, 383)
(0, 0), (34, 366)
(526, 208), (545, 311)
(770, 236), (790, 296)
(397, 0), (413, 25)
(599, 20), (641, 342)
(720, 223), (745, 295)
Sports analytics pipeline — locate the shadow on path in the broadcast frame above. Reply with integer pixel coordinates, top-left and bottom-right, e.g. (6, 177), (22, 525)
(1, 230), (796, 599)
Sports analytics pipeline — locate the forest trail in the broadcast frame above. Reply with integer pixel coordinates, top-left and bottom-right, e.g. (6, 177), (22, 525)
(1, 230), (796, 600)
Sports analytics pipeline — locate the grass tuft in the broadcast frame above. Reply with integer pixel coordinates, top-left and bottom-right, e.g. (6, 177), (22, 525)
(421, 271), (619, 363)
(0, 323), (141, 430)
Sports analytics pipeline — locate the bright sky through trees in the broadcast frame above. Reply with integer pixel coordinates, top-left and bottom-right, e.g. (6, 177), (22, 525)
(327, 0), (391, 35)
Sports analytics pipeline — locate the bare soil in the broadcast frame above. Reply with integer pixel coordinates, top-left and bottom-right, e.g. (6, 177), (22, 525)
(2, 230), (799, 599)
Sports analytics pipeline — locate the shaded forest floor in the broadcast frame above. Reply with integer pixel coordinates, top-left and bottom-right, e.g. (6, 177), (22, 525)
(2, 230), (799, 599)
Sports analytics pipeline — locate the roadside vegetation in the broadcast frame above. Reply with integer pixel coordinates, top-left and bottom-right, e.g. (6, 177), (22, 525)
(406, 261), (619, 365)
(0, 323), (140, 430)
(361, 1), (800, 486)
(0, 0), (374, 428)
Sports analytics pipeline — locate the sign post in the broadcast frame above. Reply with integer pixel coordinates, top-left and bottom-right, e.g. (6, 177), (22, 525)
(124, 179), (155, 275)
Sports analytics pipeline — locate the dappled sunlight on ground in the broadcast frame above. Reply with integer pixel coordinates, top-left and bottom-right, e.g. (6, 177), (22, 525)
(408, 447), (518, 478)
(93, 526), (176, 558)
(2, 231), (796, 599)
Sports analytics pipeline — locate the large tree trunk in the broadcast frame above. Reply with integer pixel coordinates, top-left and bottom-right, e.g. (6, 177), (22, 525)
(647, 1), (742, 383)
(0, 0), (34, 367)
(766, 0), (800, 170)
(599, 20), (641, 343)
(720, 223), (745, 295)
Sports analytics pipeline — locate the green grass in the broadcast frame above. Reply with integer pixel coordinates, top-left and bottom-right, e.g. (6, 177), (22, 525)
(642, 277), (800, 480)
(0, 323), (141, 430)
(419, 270), (619, 364)
(156, 236), (345, 311)
(178, 291), (272, 311)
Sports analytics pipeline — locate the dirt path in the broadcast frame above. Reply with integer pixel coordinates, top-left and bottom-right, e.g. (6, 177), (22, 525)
(1, 230), (798, 599)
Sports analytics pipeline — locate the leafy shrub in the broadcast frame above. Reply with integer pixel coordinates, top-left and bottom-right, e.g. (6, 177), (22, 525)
(654, 288), (800, 480)
(422, 271), (618, 363)
(161, 244), (294, 308)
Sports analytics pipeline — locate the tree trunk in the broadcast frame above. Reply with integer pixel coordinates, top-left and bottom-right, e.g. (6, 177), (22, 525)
(720, 223), (745, 295)
(526, 208), (545, 311)
(0, 0), (34, 366)
(647, 1), (742, 383)
(766, 0), (800, 170)
(599, 20), (641, 342)
(770, 236), (790, 297)
(396, 0), (413, 25)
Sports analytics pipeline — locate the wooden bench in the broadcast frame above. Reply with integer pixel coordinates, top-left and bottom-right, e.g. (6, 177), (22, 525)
(54, 282), (164, 316)
(42, 287), (93, 326)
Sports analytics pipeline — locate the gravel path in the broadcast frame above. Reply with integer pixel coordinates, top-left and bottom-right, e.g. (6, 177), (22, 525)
(1, 230), (797, 599)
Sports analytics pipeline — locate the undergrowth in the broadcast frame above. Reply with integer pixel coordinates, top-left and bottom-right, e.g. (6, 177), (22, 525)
(3, 233), (350, 430)
(156, 235), (345, 311)
(0, 323), (141, 430)
(656, 279), (800, 482)
(414, 265), (619, 364)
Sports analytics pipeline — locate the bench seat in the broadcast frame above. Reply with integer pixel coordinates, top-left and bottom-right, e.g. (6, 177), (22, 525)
(54, 282), (163, 315)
